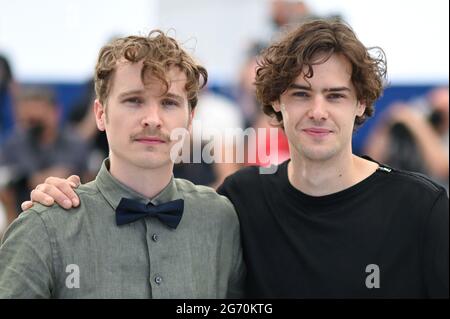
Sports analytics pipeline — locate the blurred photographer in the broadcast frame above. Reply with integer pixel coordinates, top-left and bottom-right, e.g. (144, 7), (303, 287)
(365, 86), (449, 189)
(0, 86), (88, 226)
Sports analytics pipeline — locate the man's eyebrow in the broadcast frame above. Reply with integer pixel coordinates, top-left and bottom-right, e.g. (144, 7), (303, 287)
(288, 84), (352, 93)
(117, 90), (185, 102)
(323, 87), (351, 92)
(288, 84), (312, 90)
(118, 89), (145, 99)
(164, 92), (185, 102)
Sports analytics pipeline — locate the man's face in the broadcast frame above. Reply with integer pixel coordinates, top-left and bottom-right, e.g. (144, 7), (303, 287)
(95, 60), (192, 170)
(275, 53), (366, 162)
(15, 100), (58, 136)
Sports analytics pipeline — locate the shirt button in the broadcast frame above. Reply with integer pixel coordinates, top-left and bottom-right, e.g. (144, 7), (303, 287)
(152, 234), (159, 242)
(154, 275), (163, 285)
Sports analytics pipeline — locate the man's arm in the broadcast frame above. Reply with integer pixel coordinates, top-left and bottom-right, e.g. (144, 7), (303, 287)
(423, 190), (449, 298)
(21, 175), (81, 211)
(0, 210), (55, 298)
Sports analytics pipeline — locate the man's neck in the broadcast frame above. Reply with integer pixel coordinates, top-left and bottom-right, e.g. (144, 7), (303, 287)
(109, 155), (173, 199)
(288, 150), (378, 197)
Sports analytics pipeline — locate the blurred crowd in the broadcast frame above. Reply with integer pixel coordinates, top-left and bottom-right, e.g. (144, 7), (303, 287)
(0, 0), (448, 233)
(365, 87), (449, 188)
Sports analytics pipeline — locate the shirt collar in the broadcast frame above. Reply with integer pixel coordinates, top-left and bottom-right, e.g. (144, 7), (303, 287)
(96, 158), (181, 210)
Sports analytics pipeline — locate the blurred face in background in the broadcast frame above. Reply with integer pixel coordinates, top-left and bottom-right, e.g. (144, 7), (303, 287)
(95, 60), (192, 171)
(15, 98), (59, 142)
(428, 87), (449, 134)
(271, 0), (310, 28)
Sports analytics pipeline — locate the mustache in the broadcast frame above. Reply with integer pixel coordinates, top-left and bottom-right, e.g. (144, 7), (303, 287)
(131, 129), (171, 142)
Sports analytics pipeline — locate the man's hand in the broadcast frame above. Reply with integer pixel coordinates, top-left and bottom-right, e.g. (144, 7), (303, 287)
(21, 175), (81, 211)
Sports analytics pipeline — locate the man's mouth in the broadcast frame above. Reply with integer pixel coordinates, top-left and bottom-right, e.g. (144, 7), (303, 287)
(302, 128), (333, 137)
(134, 136), (167, 145)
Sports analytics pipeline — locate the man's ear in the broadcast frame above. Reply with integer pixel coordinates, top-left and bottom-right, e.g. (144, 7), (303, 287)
(94, 99), (106, 131)
(356, 101), (366, 117)
(273, 100), (282, 112)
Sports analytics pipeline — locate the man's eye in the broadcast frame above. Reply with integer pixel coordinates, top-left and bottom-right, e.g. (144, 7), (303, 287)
(293, 91), (309, 98)
(162, 99), (179, 107)
(328, 94), (345, 100)
(124, 97), (143, 104)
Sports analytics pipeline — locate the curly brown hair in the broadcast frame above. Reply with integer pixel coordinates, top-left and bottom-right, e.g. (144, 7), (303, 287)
(255, 19), (387, 128)
(95, 30), (207, 109)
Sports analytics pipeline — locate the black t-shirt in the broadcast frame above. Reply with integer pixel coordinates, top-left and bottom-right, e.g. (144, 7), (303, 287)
(217, 159), (449, 298)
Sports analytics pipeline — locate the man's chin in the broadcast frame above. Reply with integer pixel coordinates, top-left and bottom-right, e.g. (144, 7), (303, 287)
(134, 156), (173, 170)
(298, 145), (340, 162)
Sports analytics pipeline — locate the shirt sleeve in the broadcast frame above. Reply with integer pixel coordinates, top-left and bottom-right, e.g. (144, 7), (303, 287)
(423, 190), (449, 298)
(226, 223), (247, 299)
(217, 195), (246, 299)
(0, 210), (54, 298)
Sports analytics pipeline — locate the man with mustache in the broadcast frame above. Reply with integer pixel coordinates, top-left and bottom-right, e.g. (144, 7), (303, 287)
(18, 19), (449, 298)
(0, 31), (245, 298)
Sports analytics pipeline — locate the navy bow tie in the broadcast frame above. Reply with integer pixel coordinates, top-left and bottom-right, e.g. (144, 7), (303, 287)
(116, 198), (184, 229)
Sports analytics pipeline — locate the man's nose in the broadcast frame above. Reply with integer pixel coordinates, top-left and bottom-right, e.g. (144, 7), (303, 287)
(307, 96), (329, 121)
(141, 104), (163, 128)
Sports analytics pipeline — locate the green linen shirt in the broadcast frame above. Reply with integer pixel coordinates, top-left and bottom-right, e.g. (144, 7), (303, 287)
(0, 159), (245, 298)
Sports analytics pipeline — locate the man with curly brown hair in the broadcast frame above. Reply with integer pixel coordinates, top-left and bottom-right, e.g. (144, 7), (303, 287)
(19, 20), (449, 298)
(218, 19), (448, 298)
(0, 31), (245, 298)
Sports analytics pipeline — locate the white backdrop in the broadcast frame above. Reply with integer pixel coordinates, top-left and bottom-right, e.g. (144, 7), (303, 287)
(0, 0), (448, 84)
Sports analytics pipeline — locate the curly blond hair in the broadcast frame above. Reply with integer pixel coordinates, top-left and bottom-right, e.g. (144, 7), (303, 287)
(95, 30), (207, 109)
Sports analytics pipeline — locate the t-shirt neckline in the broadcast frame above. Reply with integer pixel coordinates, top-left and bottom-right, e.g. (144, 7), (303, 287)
(280, 158), (387, 206)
